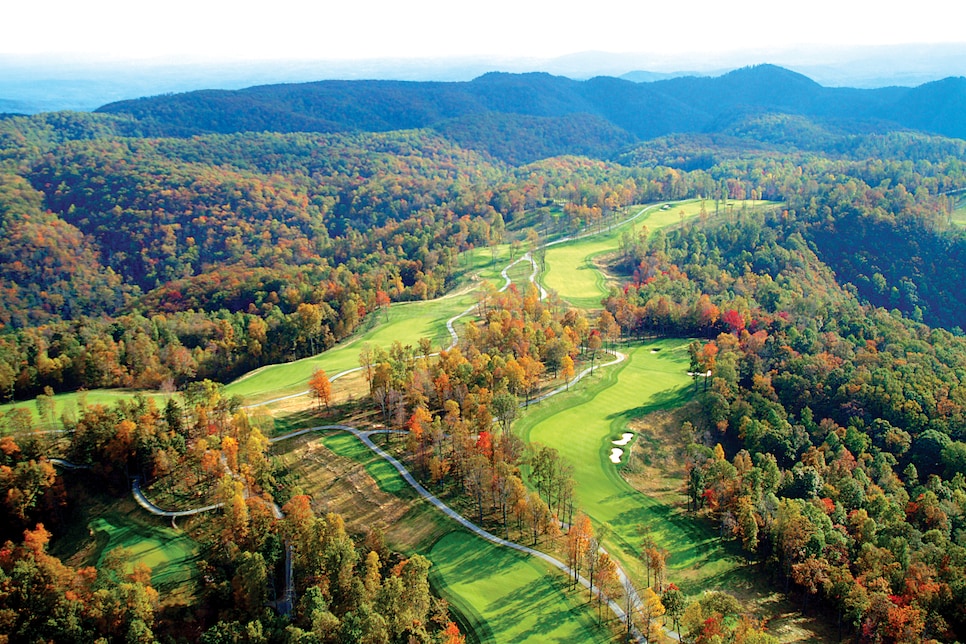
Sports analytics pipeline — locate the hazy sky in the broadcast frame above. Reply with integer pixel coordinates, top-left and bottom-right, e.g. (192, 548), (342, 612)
(6, 0), (963, 63)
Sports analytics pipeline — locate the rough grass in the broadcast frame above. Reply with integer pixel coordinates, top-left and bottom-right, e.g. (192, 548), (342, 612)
(274, 430), (417, 531)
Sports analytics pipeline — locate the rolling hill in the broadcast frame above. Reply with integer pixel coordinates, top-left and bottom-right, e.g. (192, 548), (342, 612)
(96, 65), (966, 162)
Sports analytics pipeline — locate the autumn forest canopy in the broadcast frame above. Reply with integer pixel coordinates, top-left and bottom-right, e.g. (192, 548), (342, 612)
(2, 65), (966, 643)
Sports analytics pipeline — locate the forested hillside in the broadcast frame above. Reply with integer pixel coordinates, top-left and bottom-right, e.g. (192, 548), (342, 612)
(2, 69), (966, 643)
(96, 66), (966, 156)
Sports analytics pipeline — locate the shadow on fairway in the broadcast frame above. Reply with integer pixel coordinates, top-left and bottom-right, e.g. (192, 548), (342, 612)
(605, 385), (691, 423)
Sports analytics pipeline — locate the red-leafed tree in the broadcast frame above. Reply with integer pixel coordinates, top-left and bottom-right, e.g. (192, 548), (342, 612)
(375, 289), (391, 321)
(721, 309), (745, 334)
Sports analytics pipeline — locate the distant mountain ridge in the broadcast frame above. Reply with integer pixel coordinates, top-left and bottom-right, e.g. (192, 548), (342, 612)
(96, 65), (966, 161)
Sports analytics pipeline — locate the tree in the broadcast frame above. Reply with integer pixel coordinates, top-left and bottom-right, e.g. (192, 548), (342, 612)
(644, 545), (668, 592)
(638, 587), (666, 642)
(594, 551), (619, 622)
(359, 344), (376, 394)
(465, 453), (490, 525)
(791, 556), (829, 613)
(597, 310), (619, 348)
(442, 621), (465, 644)
(375, 289), (391, 321)
(567, 513), (593, 588)
(561, 354), (575, 390)
(0, 457), (57, 522)
(662, 583), (685, 635)
(232, 551), (268, 616)
(530, 445), (561, 509)
(492, 391), (519, 434)
(308, 368), (332, 410)
(587, 331), (603, 373)
(526, 490), (551, 545)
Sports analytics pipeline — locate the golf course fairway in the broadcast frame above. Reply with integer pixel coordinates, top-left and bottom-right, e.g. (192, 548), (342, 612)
(429, 530), (609, 644)
(224, 292), (472, 404)
(89, 514), (199, 598)
(518, 339), (738, 594)
(279, 426), (612, 642)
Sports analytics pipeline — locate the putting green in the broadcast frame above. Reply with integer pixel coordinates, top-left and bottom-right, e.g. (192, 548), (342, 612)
(89, 514), (199, 594)
(517, 339), (738, 593)
(429, 531), (610, 644)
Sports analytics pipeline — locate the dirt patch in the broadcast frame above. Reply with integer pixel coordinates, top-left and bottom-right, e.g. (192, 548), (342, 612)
(277, 434), (411, 538)
(621, 400), (705, 506)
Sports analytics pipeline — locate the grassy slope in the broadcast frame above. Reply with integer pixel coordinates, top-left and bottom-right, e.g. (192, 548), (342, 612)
(951, 194), (966, 225)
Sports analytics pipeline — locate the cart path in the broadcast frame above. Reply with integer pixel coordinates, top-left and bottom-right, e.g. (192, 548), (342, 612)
(125, 204), (689, 640)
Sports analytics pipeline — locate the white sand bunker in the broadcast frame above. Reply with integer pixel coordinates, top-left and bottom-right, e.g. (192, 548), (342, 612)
(610, 448), (623, 464)
(612, 432), (633, 446)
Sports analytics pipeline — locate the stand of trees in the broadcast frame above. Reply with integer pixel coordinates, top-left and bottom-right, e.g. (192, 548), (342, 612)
(606, 206), (966, 641)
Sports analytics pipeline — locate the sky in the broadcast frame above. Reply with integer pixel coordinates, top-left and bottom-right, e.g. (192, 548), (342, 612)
(5, 0), (964, 63)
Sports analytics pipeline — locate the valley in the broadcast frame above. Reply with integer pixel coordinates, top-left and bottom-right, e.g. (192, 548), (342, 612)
(2, 67), (966, 644)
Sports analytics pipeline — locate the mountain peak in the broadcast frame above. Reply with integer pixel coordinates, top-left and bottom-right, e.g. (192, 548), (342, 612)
(721, 64), (821, 88)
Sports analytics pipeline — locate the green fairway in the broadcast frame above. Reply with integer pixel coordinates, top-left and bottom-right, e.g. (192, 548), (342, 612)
(0, 389), (172, 430)
(89, 513), (199, 596)
(517, 339), (739, 594)
(429, 530), (611, 644)
(1, 245), (512, 424)
(226, 290), (482, 405)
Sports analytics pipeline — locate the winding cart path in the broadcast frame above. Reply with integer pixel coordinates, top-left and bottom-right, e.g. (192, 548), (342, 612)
(124, 207), (684, 640)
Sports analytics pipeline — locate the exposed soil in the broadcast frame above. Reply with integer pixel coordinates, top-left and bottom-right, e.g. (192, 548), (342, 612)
(275, 433), (411, 536)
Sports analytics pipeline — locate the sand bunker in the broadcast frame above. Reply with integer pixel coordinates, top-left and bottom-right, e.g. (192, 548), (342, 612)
(612, 432), (633, 446)
(610, 448), (623, 464)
